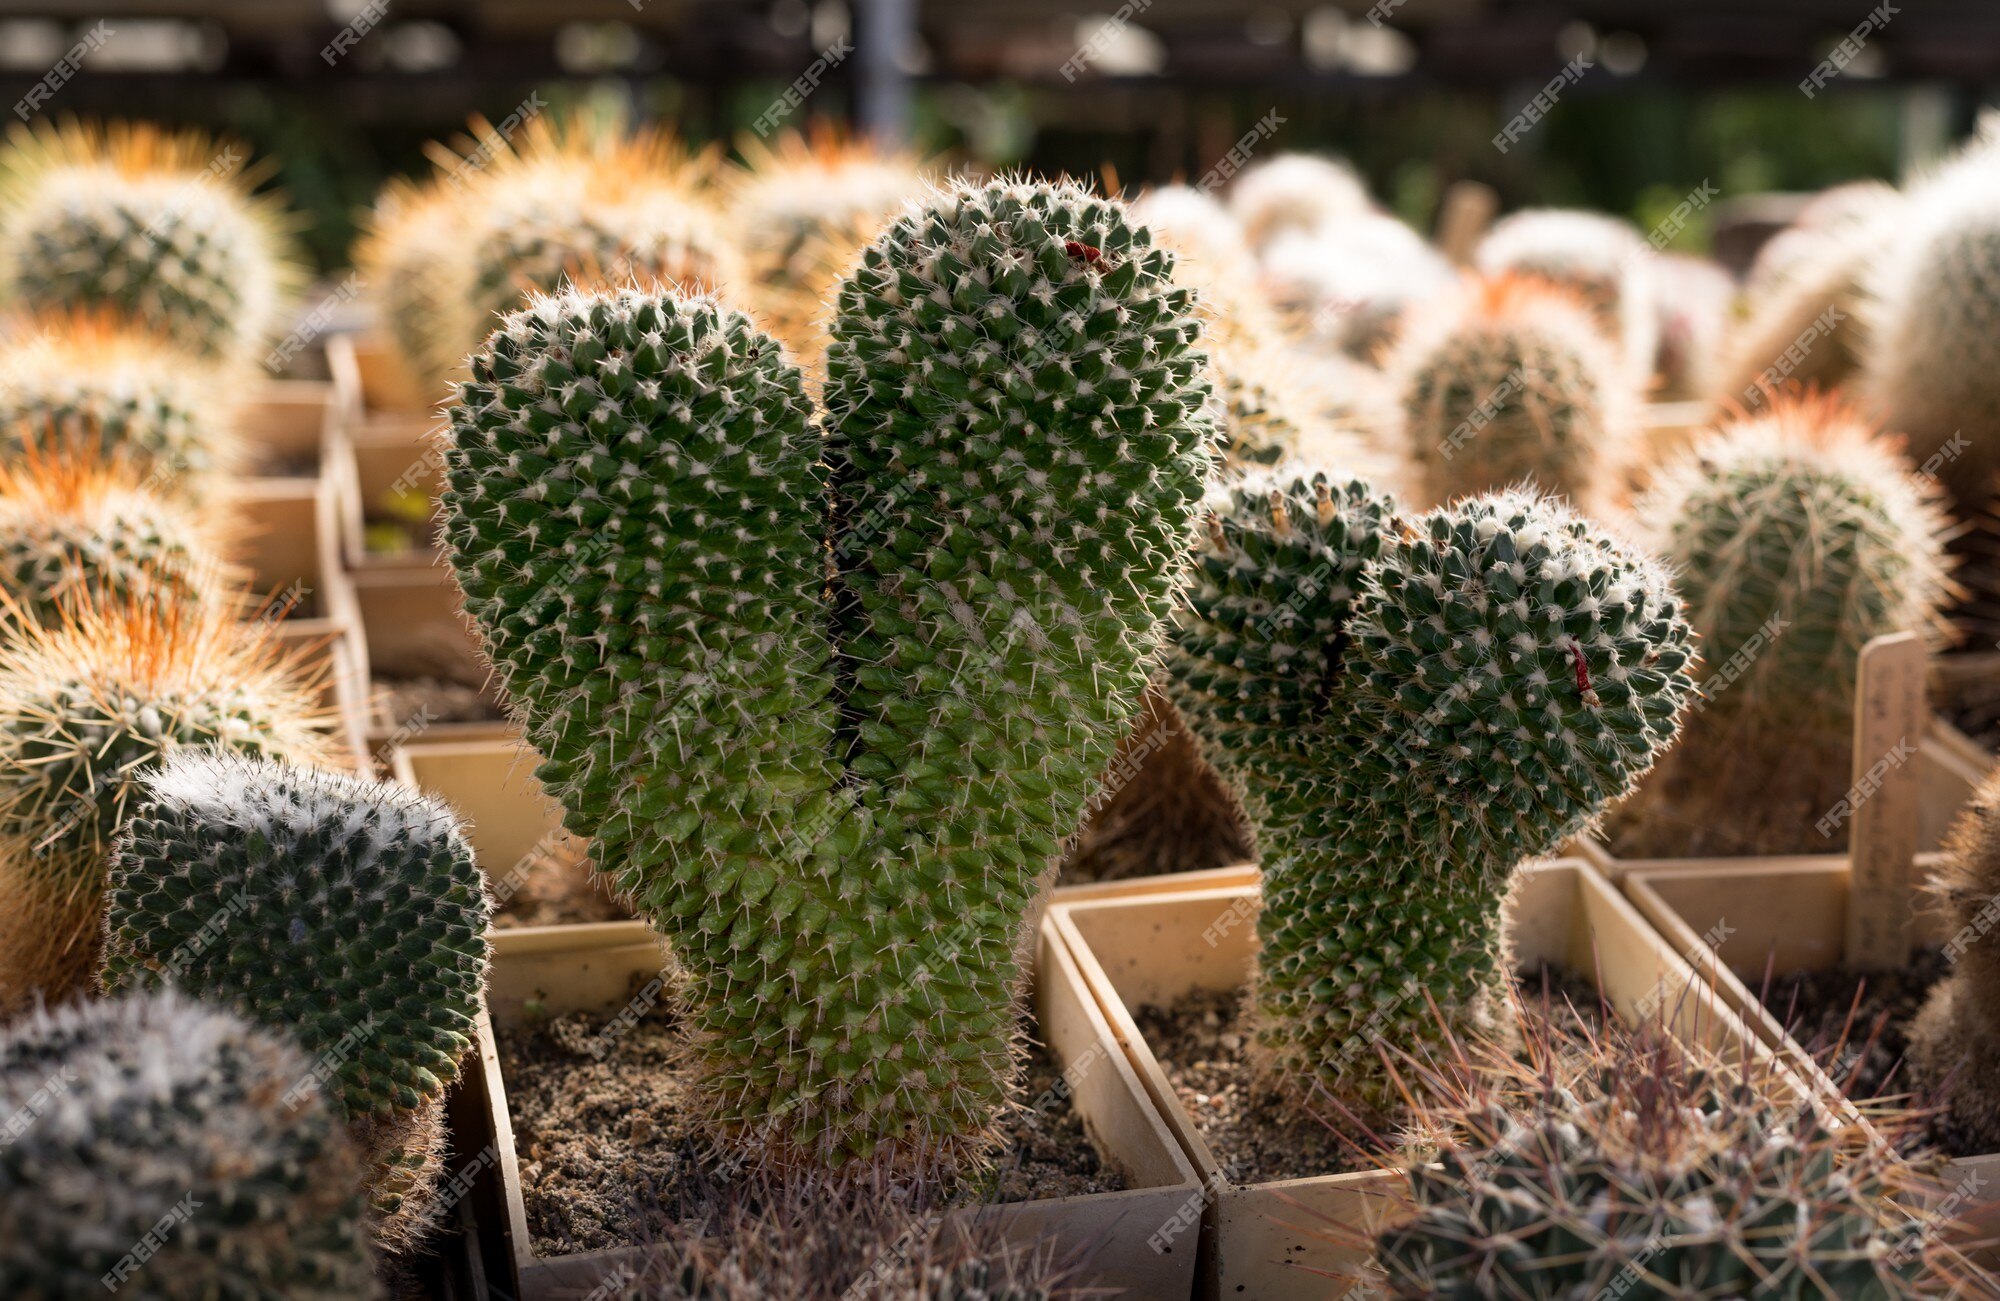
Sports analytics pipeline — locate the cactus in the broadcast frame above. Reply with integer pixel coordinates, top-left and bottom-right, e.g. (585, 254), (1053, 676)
(724, 127), (928, 366)
(0, 988), (373, 1299)
(1474, 208), (1658, 380)
(1651, 253), (1733, 401)
(1388, 273), (1634, 511)
(435, 110), (737, 359)
(0, 307), (236, 491)
(1863, 123), (2000, 508)
(0, 441), (232, 624)
(0, 120), (301, 365)
(1228, 152), (1371, 252)
(1611, 394), (1952, 857)
(0, 593), (332, 1011)
(1166, 474), (1695, 1113)
(440, 178), (1211, 1177)
(354, 175), (470, 400)
(1259, 213), (1457, 360)
(100, 749), (491, 1248)
(1376, 1021), (1947, 1298)
(1913, 768), (2000, 1154)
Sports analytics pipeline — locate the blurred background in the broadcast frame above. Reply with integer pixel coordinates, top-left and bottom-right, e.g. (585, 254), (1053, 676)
(0, 0), (1987, 272)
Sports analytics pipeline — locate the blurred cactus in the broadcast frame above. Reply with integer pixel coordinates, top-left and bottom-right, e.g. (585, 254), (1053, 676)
(1259, 212), (1456, 360)
(1475, 208), (1658, 380)
(354, 175), (469, 400)
(1228, 152), (1371, 252)
(1914, 766), (2000, 1154)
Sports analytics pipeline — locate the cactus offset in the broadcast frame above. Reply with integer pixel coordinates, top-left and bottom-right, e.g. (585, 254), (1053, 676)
(1389, 273), (1634, 511)
(1377, 1021), (1948, 1299)
(0, 441), (232, 624)
(1474, 208), (1659, 380)
(1612, 394), (1951, 857)
(0, 989), (373, 1299)
(0, 120), (301, 364)
(1167, 476), (1694, 1113)
(0, 308), (236, 491)
(441, 178), (1210, 1177)
(0, 594), (331, 1011)
(101, 750), (491, 1247)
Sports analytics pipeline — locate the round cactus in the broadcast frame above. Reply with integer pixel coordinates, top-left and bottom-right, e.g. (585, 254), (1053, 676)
(1227, 152), (1371, 252)
(0, 308), (236, 491)
(0, 593), (332, 1011)
(1168, 476), (1695, 1113)
(1377, 1022), (1947, 1299)
(1651, 252), (1734, 401)
(1474, 208), (1658, 380)
(354, 175), (470, 401)
(1258, 213), (1457, 359)
(723, 127), (927, 366)
(1613, 393), (1952, 857)
(1863, 125), (2000, 508)
(0, 442), (232, 624)
(1388, 273), (1635, 511)
(0, 989), (373, 1299)
(0, 120), (301, 364)
(441, 177), (1211, 1177)
(101, 749), (490, 1248)
(1913, 767), (2000, 1154)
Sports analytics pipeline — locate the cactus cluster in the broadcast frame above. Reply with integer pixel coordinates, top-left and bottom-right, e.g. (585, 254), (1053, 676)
(1377, 1023), (1948, 1298)
(0, 308), (235, 489)
(1388, 272), (1634, 512)
(0, 443), (231, 624)
(0, 989), (373, 1299)
(100, 749), (492, 1246)
(0, 593), (331, 1010)
(0, 120), (301, 365)
(440, 178), (1211, 1176)
(1166, 472), (1695, 1112)
(1474, 208), (1658, 380)
(1612, 394), (1951, 857)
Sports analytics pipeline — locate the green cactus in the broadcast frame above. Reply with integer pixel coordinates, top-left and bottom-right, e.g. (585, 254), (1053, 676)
(1167, 475), (1695, 1112)
(1612, 394), (1951, 857)
(1389, 272), (1633, 512)
(1377, 1024), (1944, 1299)
(100, 749), (491, 1248)
(1474, 207), (1658, 379)
(0, 988), (374, 1299)
(0, 308), (236, 491)
(0, 593), (331, 1012)
(1913, 766), (2000, 1154)
(440, 178), (1211, 1176)
(0, 120), (300, 365)
(0, 445), (230, 624)
(355, 176), (469, 400)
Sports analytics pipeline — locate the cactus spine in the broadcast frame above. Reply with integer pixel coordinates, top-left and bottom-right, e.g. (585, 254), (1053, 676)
(0, 594), (332, 1010)
(1913, 768), (2000, 1155)
(0, 989), (373, 1299)
(1167, 474), (1694, 1113)
(440, 178), (1210, 1176)
(1389, 273), (1634, 512)
(1612, 394), (1951, 857)
(0, 120), (301, 365)
(100, 750), (492, 1248)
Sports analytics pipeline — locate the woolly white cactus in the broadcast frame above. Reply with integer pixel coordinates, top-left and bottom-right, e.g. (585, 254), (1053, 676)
(1260, 212), (1457, 358)
(1474, 208), (1658, 380)
(1228, 152), (1371, 251)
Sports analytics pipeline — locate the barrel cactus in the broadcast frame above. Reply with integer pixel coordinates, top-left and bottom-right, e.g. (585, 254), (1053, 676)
(1388, 273), (1634, 512)
(0, 594), (331, 1011)
(1911, 768), (2000, 1153)
(0, 989), (373, 1299)
(100, 749), (491, 1249)
(354, 175), (469, 401)
(0, 308), (235, 491)
(1612, 394), (1951, 857)
(440, 178), (1211, 1177)
(1474, 208), (1659, 379)
(0, 443), (231, 624)
(1166, 472), (1695, 1114)
(0, 119), (301, 365)
(1862, 123), (2000, 509)
(1228, 152), (1371, 252)
(1377, 1023), (1947, 1298)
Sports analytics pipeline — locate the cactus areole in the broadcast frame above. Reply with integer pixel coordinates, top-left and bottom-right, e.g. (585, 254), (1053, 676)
(440, 179), (1212, 1177)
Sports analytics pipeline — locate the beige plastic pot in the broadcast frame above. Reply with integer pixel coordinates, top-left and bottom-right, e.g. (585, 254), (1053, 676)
(1051, 858), (1828, 1300)
(326, 330), (437, 416)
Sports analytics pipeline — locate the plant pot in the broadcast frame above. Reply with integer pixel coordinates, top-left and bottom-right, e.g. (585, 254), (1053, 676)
(448, 916), (1208, 1299)
(347, 560), (497, 743)
(1051, 858), (1826, 1300)
(327, 330), (437, 417)
(271, 619), (371, 776)
(326, 407), (442, 572)
(1621, 854), (2000, 1255)
(238, 378), (337, 479)
(1639, 398), (1710, 464)
(391, 737), (560, 880)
